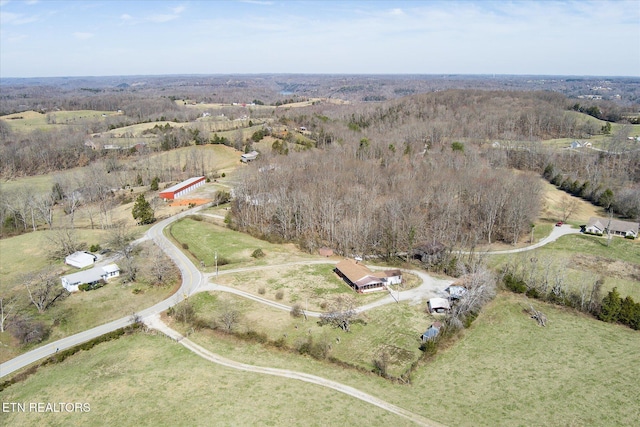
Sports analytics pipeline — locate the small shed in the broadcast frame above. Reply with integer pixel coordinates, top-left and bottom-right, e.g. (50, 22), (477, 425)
(445, 285), (467, 300)
(241, 151), (259, 163)
(318, 247), (334, 257)
(65, 251), (97, 269)
(428, 298), (451, 314)
(421, 321), (442, 342)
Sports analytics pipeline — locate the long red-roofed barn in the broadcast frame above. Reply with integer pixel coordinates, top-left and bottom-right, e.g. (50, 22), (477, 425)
(159, 176), (206, 201)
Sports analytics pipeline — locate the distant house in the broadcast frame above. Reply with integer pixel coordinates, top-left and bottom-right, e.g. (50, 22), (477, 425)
(61, 263), (120, 292)
(428, 298), (451, 314)
(65, 251), (97, 269)
(334, 259), (402, 293)
(570, 141), (582, 149)
(421, 321), (442, 342)
(585, 217), (638, 238)
(241, 151), (259, 163)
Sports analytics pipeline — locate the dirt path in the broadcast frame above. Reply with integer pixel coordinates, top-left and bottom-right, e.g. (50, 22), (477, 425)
(145, 314), (444, 427)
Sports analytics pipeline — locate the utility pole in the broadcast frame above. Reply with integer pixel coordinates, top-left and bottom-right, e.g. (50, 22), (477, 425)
(215, 251), (218, 277)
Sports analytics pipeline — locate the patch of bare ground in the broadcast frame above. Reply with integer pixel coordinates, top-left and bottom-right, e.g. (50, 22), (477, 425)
(571, 254), (640, 282)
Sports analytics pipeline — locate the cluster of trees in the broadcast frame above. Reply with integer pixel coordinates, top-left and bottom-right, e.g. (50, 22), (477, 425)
(0, 124), (97, 177)
(500, 255), (639, 330)
(232, 140), (541, 255)
(540, 157), (640, 221)
(599, 288), (640, 330)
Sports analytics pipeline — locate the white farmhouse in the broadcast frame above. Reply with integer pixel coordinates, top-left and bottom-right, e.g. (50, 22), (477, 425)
(61, 264), (120, 292)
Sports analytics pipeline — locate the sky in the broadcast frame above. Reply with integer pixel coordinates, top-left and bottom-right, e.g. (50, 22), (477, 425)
(0, 0), (639, 78)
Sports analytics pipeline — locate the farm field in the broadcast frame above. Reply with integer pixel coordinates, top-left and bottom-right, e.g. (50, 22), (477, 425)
(177, 289), (431, 378)
(0, 332), (413, 427)
(185, 293), (640, 426)
(0, 110), (119, 133)
(9, 293), (636, 425)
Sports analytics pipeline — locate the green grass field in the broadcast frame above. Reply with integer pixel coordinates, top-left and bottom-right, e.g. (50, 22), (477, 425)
(411, 294), (640, 426)
(176, 290), (431, 378)
(4, 292), (639, 426)
(168, 216), (315, 270)
(1, 110), (118, 134)
(0, 235), (177, 363)
(0, 332), (413, 427)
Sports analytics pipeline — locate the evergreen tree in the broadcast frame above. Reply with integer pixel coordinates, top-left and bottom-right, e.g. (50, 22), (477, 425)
(150, 176), (159, 191)
(619, 296), (640, 329)
(599, 287), (622, 323)
(132, 194), (155, 225)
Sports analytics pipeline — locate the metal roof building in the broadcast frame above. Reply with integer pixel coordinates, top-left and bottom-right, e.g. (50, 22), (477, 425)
(159, 176), (206, 200)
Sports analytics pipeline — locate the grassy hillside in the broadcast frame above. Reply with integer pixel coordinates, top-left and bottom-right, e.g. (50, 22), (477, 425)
(411, 294), (640, 426)
(0, 332), (413, 427)
(3, 294), (638, 426)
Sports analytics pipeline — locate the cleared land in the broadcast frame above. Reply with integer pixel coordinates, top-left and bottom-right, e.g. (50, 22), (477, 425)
(0, 235), (179, 363)
(11, 293), (635, 425)
(0, 332), (414, 427)
(167, 216), (317, 270)
(173, 291), (432, 378)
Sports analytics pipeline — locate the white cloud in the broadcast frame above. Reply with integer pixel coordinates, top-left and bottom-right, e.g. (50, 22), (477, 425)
(172, 6), (185, 14)
(8, 34), (27, 42)
(0, 11), (39, 25)
(73, 32), (93, 40)
(120, 13), (132, 21)
(390, 8), (404, 16)
(148, 14), (178, 23)
(239, 0), (274, 5)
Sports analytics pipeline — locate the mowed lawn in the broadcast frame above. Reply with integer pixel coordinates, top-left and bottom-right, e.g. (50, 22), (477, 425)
(0, 332), (414, 427)
(168, 217), (316, 269)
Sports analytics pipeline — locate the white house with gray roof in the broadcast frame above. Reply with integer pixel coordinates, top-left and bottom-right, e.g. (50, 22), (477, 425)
(585, 217), (638, 239)
(61, 264), (120, 292)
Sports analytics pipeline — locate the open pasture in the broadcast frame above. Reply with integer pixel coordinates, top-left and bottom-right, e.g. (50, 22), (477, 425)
(0, 332), (413, 427)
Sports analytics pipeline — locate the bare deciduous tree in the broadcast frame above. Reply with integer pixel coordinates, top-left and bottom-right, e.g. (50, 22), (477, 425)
(146, 245), (177, 286)
(24, 267), (68, 313)
(559, 195), (580, 222)
(48, 227), (85, 259)
(319, 295), (357, 332)
(0, 295), (18, 332)
(219, 304), (241, 332)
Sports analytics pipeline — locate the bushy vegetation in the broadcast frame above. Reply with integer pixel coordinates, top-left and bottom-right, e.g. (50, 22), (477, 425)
(599, 288), (640, 329)
(502, 258), (640, 330)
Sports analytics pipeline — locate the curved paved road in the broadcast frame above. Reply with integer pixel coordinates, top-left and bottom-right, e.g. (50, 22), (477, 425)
(0, 217), (578, 378)
(0, 206), (206, 378)
(459, 224), (580, 255)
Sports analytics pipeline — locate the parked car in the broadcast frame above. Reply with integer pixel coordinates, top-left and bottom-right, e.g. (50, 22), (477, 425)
(555, 221), (563, 227)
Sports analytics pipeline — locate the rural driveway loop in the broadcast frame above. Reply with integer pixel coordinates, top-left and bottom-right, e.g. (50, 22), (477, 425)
(145, 314), (444, 427)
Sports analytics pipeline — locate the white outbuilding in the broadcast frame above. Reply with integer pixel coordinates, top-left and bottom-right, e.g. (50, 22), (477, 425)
(65, 251), (97, 269)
